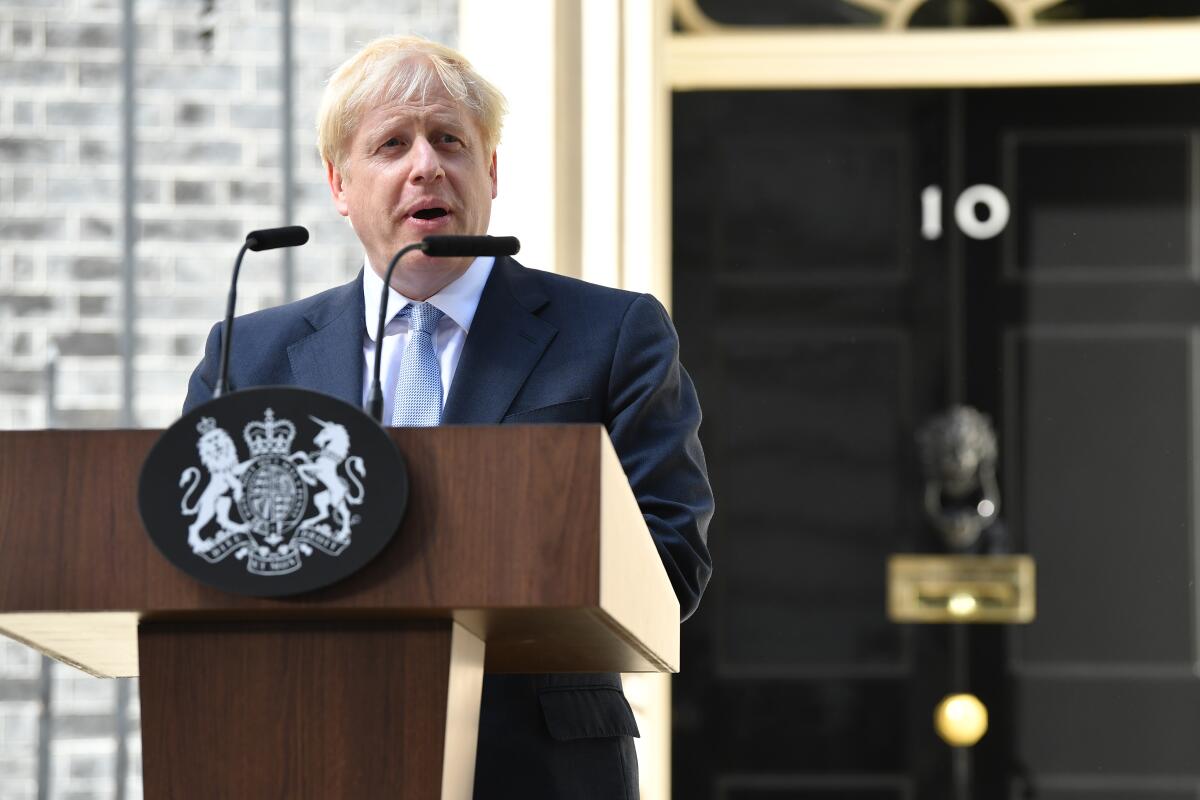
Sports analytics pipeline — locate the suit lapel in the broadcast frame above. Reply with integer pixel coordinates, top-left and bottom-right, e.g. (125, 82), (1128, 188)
(286, 274), (366, 407)
(442, 257), (556, 424)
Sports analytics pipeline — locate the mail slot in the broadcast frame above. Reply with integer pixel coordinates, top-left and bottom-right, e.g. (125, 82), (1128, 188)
(887, 554), (1035, 624)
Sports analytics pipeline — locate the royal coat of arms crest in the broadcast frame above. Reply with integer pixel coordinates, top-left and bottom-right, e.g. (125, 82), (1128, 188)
(178, 408), (367, 576)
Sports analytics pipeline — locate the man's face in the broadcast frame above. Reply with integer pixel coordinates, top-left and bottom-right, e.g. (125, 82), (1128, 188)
(327, 78), (498, 300)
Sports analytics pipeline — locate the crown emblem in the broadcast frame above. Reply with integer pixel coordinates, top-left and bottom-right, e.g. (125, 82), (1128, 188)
(196, 417), (217, 435)
(243, 408), (296, 456)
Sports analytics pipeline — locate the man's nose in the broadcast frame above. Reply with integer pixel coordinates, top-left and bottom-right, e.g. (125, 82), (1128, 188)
(408, 137), (444, 183)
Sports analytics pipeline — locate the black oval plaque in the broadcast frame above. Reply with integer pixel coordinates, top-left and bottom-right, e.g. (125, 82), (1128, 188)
(138, 387), (407, 597)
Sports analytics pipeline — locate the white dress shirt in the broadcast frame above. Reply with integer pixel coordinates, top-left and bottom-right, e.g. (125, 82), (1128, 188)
(361, 256), (495, 423)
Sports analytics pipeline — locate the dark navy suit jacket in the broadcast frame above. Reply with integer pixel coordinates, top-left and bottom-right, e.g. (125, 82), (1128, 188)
(184, 256), (714, 799)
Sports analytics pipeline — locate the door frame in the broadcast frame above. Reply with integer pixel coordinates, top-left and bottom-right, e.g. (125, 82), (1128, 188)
(668, 21), (1200, 92)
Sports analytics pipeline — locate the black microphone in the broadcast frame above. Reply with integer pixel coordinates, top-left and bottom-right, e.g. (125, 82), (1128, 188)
(213, 226), (310, 398)
(246, 225), (309, 252)
(421, 235), (520, 258)
(365, 234), (521, 422)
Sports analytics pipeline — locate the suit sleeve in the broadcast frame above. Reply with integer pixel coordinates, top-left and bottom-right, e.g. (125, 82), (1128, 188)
(606, 293), (714, 621)
(183, 322), (221, 414)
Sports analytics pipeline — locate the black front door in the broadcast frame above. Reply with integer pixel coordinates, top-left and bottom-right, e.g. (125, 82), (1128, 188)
(672, 84), (1200, 799)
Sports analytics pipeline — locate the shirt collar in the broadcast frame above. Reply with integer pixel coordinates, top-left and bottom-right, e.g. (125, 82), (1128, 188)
(362, 255), (495, 342)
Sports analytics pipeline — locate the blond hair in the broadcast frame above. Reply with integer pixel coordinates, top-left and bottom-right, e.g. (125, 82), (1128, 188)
(316, 35), (507, 170)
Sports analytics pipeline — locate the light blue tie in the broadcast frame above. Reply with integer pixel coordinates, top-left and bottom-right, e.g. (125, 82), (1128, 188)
(390, 302), (445, 427)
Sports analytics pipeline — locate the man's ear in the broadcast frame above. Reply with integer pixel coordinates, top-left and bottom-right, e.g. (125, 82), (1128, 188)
(326, 159), (350, 217)
(489, 150), (498, 199)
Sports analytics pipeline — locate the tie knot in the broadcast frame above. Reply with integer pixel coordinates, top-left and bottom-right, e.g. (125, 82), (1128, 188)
(405, 301), (443, 335)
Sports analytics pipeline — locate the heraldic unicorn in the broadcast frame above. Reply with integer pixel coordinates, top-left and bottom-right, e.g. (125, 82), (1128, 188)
(178, 408), (368, 576)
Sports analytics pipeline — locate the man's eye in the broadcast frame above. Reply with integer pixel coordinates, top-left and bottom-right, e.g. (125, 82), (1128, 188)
(439, 134), (462, 146)
(382, 137), (403, 148)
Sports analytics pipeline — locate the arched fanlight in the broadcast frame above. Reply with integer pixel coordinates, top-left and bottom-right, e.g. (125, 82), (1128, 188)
(673, 0), (1074, 30)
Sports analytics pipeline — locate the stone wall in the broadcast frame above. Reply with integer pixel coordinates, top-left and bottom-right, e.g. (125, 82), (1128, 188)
(0, 0), (457, 795)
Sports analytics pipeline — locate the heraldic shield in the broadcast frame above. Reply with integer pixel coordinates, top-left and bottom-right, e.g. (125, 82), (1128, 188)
(138, 387), (407, 597)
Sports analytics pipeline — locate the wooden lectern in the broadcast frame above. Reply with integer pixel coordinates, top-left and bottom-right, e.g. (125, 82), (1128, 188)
(0, 425), (679, 799)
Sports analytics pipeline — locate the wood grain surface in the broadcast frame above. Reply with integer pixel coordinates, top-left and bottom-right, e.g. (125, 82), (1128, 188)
(138, 619), (471, 799)
(0, 426), (679, 675)
(0, 426), (601, 611)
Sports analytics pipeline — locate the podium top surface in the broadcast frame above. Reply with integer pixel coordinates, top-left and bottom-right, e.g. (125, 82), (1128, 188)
(0, 425), (679, 677)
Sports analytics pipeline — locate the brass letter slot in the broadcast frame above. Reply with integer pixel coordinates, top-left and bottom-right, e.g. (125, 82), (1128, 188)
(887, 555), (1035, 624)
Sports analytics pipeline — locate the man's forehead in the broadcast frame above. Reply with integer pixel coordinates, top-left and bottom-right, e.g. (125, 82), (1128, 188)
(374, 96), (462, 119)
(352, 96), (488, 156)
(364, 86), (472, 126)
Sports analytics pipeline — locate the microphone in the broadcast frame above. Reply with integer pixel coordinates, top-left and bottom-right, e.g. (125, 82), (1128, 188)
(246, 225), (309, 252)
(213, 226), (310, 398)
(421, 235), (520, 258)
(366, 234), (522, 421)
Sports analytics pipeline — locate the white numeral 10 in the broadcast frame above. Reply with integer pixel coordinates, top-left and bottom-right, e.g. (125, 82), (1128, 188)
(922, 184), (1010, 241)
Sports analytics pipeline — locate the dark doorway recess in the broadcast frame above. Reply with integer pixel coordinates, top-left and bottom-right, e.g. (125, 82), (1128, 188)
(672, 85), (1200, 800)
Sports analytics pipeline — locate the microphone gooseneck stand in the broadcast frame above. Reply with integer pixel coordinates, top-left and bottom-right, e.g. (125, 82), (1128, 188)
(213, 225), (310, 398)
(366, 235), (520, 423)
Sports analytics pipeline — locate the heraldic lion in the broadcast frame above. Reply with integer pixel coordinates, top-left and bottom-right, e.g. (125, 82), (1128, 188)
(179, 420), (249, 552)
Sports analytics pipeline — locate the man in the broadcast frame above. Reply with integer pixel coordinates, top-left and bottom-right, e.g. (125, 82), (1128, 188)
(184, 35), (712, 799)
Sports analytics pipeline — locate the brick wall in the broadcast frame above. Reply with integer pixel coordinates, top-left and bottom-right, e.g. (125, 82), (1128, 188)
(1, 0), (456, 430)
(0, 0), (458, 795)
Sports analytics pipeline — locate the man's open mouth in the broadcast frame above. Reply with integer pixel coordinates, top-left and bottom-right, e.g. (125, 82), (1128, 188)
(412, 208), (448, 220)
